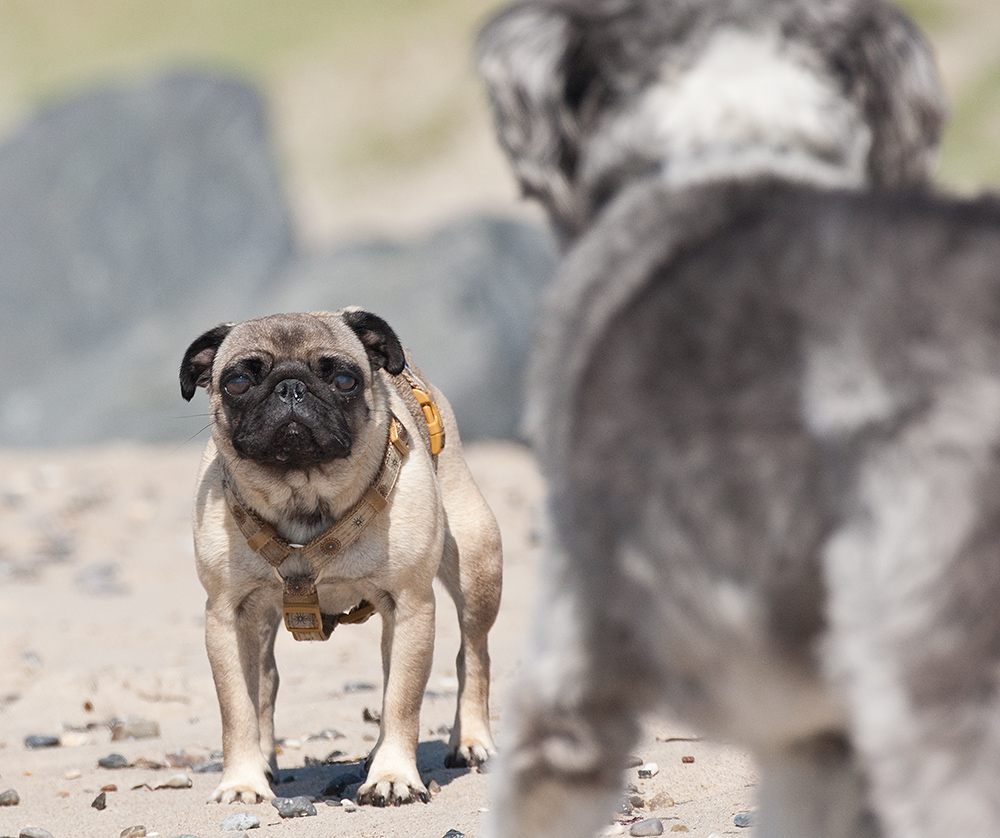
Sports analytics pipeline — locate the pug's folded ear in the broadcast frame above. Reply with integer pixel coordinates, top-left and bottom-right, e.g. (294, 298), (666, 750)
(180, 323), (234, 401)
(340, 309), (406, 376)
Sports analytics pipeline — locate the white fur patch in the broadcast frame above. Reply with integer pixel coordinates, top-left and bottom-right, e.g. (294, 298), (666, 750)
(638, 28), (872, 189)
(802, 334), (899, 437)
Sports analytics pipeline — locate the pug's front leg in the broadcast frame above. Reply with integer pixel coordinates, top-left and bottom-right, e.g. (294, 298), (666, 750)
(204, 593), (277, 804)
(358, 586), (436, 806)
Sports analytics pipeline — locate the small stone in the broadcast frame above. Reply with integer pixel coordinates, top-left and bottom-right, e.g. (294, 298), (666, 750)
(441, 831), (465, 838)
(362, 707), (381, 724)
(734, 811), (757, 828)
(24, 734), (60, 749)
(648, 791), (675, 809)
(220, 814), (260, 831)
(427, 779), (442, 795)
(111, 717), (160, 741)
(670, 828), (689, 834)
(19, 828), (54, 838)
(101, 784), (118, 792)
(92, 792), (107, 810)
(0, 788), (19, 805)
(340, 799), (358, 812)
(602, 825), (626, 837)
(637, 762), (659, 779)
(98, 753), (131, 769)
(59, 732), (93, 748)
(629, 818), (664, 837)
(63, 770), (82, 780)
(271, 796), (316, 818)
(154, 774), (193, 789)
(680, 755), (695, 764)
(629, 795), (645, 809)
(121, 827), (147, 838)
(626, 755), (644, 768)
(344, 682), (376, 693)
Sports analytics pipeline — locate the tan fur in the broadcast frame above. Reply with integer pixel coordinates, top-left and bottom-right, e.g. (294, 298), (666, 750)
(185, 311), (502, 805)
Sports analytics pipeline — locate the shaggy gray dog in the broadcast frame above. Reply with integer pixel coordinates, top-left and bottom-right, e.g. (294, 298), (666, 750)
(478, 2), (1000, 836)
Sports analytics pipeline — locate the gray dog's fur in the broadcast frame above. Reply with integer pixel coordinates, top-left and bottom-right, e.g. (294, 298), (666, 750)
(478, 1), (1000, 836)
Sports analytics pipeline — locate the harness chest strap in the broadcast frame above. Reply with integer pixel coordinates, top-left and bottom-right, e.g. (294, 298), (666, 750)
(224, 416), (410, 641)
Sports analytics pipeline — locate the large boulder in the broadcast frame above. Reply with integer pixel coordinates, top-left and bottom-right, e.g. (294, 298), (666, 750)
(0, 72), (294, 445)
(0, 71), (556, 446)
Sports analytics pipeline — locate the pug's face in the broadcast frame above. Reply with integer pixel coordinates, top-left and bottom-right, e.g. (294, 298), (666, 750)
(181, 310), (405, 473)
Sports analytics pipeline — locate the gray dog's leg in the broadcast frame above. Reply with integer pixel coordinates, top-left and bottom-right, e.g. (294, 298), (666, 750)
(487, 540), (644, 838)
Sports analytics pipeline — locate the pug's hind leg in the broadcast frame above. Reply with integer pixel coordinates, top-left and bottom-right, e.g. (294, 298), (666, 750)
(437, 521), (503, 769)
(204, 592), (276, 804)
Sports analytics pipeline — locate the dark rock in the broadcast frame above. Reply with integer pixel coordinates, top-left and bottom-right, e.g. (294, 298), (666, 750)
(91, 792), (106, 810)
(0, 788), (18, 805)
(362, 707), (381, 724)
(271, 796), (317, 818)
(441, 831), (465, 838)
(24, 735), (60, 749)
(734, 811), (758, 828)
(98, 753), (131, 769)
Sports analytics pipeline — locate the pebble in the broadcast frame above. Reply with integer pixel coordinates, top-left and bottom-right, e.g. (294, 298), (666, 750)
(101, 784), (118, 792)
(648, 791), (675, 809)
(734, 811), (757, 828)
(428, 779), (442, 795)
(220, 814), (259, 831)
(98, 753), (131, 769)
(19, 828), (54, 838)
(670, 828), (689, 834)
(111, 717), (160, 741)
(24, 734), (60, 749)
(441, 831), (465, 838)
(271, 796), (317, 818)
(91, 792), (107, 810)
(0, 788), (20, 805)
(680, 755), (695, 764)
(340, 799), (358, 812)
(155, 774), (193, 789)
(630, 818), (664, 837)
(602, 826), (625, 837)
(63, 770), (82, 780)
(626, 755), (645, 768)
(637, 763), (659, 779)
(59, 732), (93, 748)
(362, 707), (381, 724)
(121, 827), (146, 838)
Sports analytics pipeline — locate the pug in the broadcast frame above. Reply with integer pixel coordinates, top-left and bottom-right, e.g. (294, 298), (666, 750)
(179, 309), (502, 806)
(474, 1), (1000, 837)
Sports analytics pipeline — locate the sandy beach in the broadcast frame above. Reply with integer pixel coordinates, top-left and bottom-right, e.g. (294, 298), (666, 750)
(0, 440), (757, 838)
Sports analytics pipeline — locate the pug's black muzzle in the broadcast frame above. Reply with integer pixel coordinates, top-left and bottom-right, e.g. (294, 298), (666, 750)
(231, 376), (354, 469)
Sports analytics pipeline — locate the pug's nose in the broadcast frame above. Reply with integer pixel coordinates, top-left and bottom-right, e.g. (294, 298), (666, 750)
(275, 378), (307, 404)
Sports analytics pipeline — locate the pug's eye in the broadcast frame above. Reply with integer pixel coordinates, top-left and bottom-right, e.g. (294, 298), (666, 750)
(332, 373), (358, 393)
(224, 374), (253, 396)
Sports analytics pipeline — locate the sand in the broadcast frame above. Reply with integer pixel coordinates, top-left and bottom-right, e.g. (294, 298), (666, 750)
(0, 440), (756, 838)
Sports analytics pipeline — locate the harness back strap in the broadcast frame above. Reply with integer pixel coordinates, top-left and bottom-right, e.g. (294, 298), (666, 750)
(390, 363), (446, 459)
(224, 416), (409, 640)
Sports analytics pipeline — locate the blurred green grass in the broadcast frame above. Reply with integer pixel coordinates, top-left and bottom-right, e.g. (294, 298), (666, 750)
(0, 0), (995, 191)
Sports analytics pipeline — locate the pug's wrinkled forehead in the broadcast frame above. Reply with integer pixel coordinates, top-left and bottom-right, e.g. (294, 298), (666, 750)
(215, 313), (366, 371)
